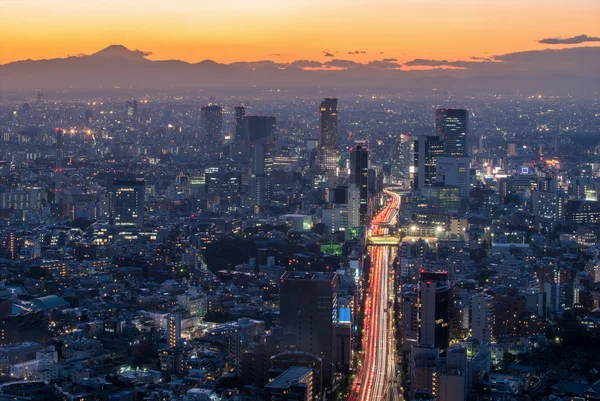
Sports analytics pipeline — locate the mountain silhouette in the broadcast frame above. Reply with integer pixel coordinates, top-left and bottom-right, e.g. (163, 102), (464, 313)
(1, 44), (598, 95)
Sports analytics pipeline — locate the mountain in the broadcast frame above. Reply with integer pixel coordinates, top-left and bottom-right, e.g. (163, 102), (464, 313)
(1, 44), (599, 95)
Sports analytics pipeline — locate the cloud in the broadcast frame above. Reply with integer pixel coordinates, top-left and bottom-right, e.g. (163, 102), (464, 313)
(470, 56), (493, 61)
(289, 60), (323, 68)
(539, 34), (600, 45)
(367, 59), (402, 69)
(348, 50), (368, 55)
(323, 59), (362, 68)
(323, 51), (335, 57)
(379, 52), (385, 55)
(404, 58), (491, 68)
(270, 53), (281, 57)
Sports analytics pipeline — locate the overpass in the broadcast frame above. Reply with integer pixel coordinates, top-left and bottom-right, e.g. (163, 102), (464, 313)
(368, 235), (401, 246)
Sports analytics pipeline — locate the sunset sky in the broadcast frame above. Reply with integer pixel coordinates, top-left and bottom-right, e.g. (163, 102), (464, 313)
(1, 0), (599, 65)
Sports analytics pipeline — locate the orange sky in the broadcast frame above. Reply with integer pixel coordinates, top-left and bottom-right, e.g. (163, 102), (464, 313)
(1, 0), (599, 65)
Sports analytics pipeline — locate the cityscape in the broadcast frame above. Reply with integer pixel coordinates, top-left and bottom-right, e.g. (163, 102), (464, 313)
(0, 2), (599, 401)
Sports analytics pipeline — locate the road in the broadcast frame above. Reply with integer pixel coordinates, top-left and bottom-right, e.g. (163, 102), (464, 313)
(348, 189), (403, 401)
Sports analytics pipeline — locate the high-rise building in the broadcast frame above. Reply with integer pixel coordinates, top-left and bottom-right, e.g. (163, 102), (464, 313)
(471, 295), (494, 343)
(435, 156), (471, 199)
(420, 184), (462, 213)
(280, 271), (338, 385)
(167, 314), (181, 348)
(126, 100), (138, 121)
(436, 109), (468, 156)
(350, 144), (369, 225)
(508, 143), (517, 157)
(234, 106), (245, 143)
(110, 179), (145, 227)
(402, 285), (419, 351)
(54, 128), (63, 206)
(391, 133), (414, 180)
(250, 175), (272, 212)
(201, 105), (223, 154)
(318, 98), (339, 178)
(414, 135), (444, 190)
(410, 344), (440, 400)
(243, 116), (277, 148)
(419, 271), (450, 351)
(85, 109), (93, 125)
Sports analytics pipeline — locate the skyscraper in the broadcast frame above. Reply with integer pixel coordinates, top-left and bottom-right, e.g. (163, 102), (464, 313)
(242, 116), (277, 175)
(126, 100), (138, 121)
(318, 98), (338, 178)
(280, 271), (338, 385)
(54, 128), (63, 206)
(414, 135), (444, 190)
(234, 106), (245, 143)
(435, 156), (471, 199)
(242, 116), (276, 147)
(201, 105), (223, 154)
(419, 271), (450, 351)
(350, 144), (369, 225)
(436, 109), (468, 156)
(110, 178), (145, 227)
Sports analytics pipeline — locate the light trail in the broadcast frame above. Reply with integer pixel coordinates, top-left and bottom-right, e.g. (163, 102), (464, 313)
(348, 189), (403, 401)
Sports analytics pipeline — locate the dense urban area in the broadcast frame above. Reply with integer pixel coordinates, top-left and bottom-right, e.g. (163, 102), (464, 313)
(0, 88), (598, 401)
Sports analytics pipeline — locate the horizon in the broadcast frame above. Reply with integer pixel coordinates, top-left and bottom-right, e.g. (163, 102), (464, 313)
(1, 0), (600, 66)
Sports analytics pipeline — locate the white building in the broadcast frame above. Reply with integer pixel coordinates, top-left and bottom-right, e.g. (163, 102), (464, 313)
(471, 295), (494, 343)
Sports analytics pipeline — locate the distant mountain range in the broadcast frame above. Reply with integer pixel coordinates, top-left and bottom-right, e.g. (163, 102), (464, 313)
(1, 44), (599, 95)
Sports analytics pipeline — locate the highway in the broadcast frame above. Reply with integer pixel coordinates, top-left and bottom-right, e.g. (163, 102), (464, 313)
(348, 189), (402, 401)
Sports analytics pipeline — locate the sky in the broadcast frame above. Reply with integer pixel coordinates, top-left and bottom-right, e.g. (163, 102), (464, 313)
(1, 0), (600, 65)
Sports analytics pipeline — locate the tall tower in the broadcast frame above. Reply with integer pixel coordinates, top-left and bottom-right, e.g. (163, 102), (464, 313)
(280, 271), (338, 385)
(201, 105), (223, 155)
(414, 135), (444, 190)
(318, 98), (339, 178)
(419, 271), (450, 352)
(436, 109), (468, 156)
(244, 116), (277, 174)
(54, 128), (63, 205)
(126, 100), (138, 121)
(234, 106), (245, 143)
(350, 144), (369, 225)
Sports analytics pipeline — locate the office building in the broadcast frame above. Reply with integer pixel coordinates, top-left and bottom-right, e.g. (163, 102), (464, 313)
(471, 295), (494, 343)
(410, 344), (439, 400)
(402, 285), (419, 351)
(126, 100), (138, 121)
(234, 105), (245, 143)
(435, 156), (471, 199)
(280, 271), (338, 385)
(350, 144), (369, 224)
(318, 98), (339, 178)
(110, 179), (145, 227)
(436, 109), (468, 156)
(414, 135), (444, 190)
(419, 271), (450, 351)
(54, 128), (63, 206)
(243, 115), (277, 149)
(508, 143), (517, 156)
(420, 184), (462, 214)
(250, 175), (271, 212)
(532, 190), (565, 223)
(201, 104), (223, 154)
(265, 366), (314, 401)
